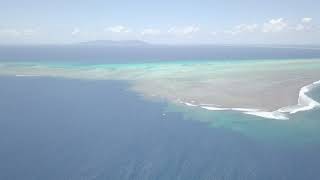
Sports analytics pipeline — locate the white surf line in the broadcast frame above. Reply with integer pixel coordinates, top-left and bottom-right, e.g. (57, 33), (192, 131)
(244, 80), (320, 120)
(243, 111), (290, 120)
(278, 80), (320, 114)
(179, 80), (320, 120)
(184, 102), (198, 107)
(179, 99), (290, 120)
(201, 106), (228, 111)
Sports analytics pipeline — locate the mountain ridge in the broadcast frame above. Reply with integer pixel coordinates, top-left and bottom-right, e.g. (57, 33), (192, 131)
(78, 40), (150, 46)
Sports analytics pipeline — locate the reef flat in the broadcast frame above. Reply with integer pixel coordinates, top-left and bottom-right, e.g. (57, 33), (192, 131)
(1, 59), (320, 120)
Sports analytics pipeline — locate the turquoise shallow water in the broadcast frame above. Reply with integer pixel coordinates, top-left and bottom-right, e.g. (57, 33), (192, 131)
(165, 103), (320, 145)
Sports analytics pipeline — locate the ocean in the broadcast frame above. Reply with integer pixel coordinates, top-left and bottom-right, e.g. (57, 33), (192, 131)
(1, 45), (320, 180)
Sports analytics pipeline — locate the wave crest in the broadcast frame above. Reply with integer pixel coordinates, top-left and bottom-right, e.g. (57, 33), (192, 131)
(180, 80), (320, 120)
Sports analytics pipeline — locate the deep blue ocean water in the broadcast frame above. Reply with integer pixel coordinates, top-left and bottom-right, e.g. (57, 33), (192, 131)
(1, 45), (320, 64)
(1, 45), (320, 180)
(0, 77), (320, 180)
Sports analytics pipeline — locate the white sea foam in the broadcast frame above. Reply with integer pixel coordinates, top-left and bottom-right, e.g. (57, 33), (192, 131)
(180, 80), (320, 120)
(278, 80), (320, 114)
(201, 106), (228, 111)
(230, 108), (259, 112)
(244, 111), (289, 120)
(184, 102), (198, 107)
(200, 105), (290, 120)
(184, 102), (291, 120)
(201, 106), (259, 112)
(200, 103), (223, 106)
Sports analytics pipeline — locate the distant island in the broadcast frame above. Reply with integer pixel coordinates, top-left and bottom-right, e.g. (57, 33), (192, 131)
(78, 40), (150, 46)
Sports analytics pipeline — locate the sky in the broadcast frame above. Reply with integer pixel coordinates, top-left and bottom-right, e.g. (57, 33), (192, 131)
(0, 0), (319, 45)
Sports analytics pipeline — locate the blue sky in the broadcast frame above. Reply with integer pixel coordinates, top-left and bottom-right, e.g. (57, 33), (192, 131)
(0, 0), (319, 44)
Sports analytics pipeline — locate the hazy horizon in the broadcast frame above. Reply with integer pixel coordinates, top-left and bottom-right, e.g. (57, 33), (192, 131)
(1, 40), (320, 46)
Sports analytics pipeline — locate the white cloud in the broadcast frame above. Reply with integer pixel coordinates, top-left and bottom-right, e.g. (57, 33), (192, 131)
(225, 24), (259, 35)
(22, 29), (35, 36)
(294, 18), (314, 31)
(224, 18), (315, 35)
(236, 24), (259, 32)
(224, 30), (238, 35)
(0, 29), (35, 37)
(302, 17), (312, 23)
(0, 29), (20, 36)
(211, 31), (217, 36)
(71, 28), (80, 35)
(262, 18), (288, 32)
(141, 28), (161, 36)
(295, 24), (305, 31)
(105, 25), (131, 33)
(294, 24), (312, 31)
(168, 26), (200, 36)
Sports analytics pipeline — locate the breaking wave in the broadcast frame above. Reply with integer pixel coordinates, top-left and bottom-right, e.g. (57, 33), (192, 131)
(180, 80), (320, 120)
